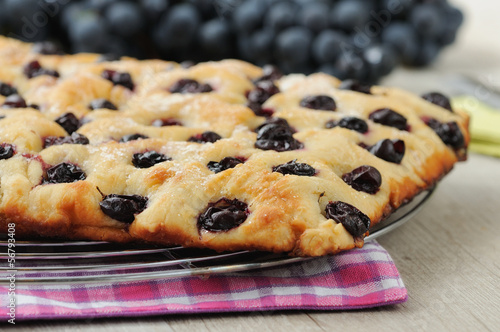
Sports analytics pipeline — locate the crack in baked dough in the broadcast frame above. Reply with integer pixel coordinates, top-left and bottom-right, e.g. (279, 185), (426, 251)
(0, 36), (469, 256)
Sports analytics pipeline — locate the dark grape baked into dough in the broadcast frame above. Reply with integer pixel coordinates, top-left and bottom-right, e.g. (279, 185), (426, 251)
(0, 37), (469, 256)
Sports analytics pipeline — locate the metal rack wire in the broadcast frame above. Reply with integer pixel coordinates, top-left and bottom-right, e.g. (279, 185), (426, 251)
(0, 188), (434, 285)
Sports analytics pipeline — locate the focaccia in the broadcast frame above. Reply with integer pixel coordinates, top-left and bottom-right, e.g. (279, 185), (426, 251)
(0, 37), (469, 256)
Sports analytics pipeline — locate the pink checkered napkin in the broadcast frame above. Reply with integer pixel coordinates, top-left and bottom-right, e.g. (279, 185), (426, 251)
(0, 241), (406, 320)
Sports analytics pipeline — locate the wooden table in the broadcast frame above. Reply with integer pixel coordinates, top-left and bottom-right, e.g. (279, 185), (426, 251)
(18, 0), (500, 330)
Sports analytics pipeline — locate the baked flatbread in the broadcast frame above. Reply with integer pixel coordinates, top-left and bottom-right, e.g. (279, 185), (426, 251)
(0, 37), (468, 256)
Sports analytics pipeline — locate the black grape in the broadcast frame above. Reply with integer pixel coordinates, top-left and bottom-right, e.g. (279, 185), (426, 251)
(105, 2), (145, 37)
(0, 0), (465, 83)
(330, 0), (371, 32)
(153, 3), (200, 53)
(363, 44), (398, 81)
(333, 52), (369, 81)
(140, 0), (169, 22)
(68, 12), (108, 53)
(297, 2), (330, 33)
(232, 0), (266, 35)
(198, 19), (233, 59)
(276, 26), (313, 65)
(382, 22), (419, 65)
(312, 30), (347, 64)
(264, 1), (297, 32)
(410, 4), (445, 38)
(250, 29), (275, 65)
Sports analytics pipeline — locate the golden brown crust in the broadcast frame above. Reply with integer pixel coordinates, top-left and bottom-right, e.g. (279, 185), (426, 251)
(0, 36), (469, 256)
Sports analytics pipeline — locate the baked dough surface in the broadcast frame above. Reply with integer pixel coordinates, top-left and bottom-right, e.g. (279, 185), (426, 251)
(0, 37), (469, 256)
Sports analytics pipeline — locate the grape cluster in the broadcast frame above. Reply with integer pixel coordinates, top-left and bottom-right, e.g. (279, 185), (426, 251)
(0, 0), (464, 82)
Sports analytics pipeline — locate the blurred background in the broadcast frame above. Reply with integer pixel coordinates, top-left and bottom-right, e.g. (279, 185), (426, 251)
(0, 0), (465, 84)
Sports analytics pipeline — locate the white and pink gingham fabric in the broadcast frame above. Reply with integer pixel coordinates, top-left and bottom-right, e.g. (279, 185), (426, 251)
(0, 241), (407, 321)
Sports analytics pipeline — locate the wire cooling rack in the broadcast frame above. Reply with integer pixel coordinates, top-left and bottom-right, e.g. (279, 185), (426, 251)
(0, 188), (434, 285)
